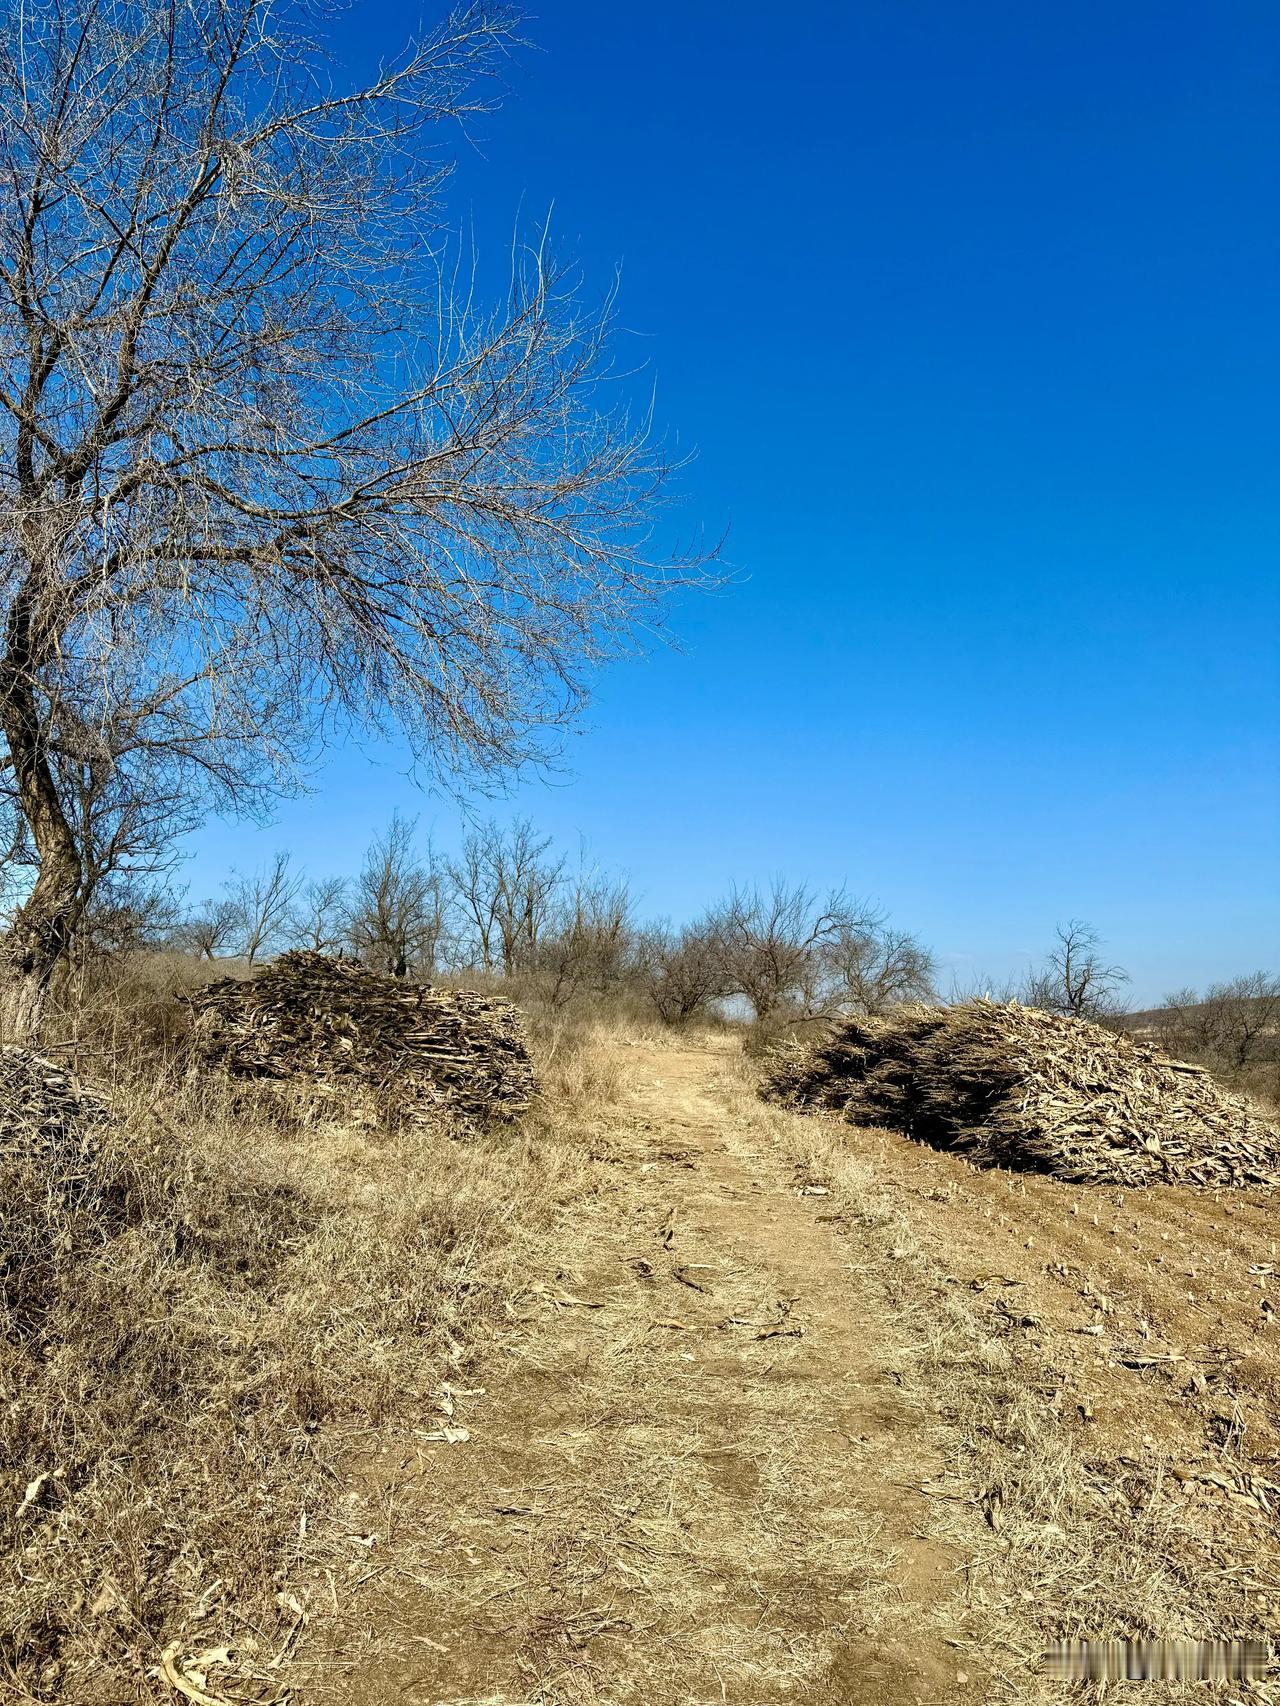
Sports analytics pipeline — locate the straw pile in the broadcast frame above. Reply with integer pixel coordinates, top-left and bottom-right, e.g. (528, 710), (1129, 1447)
(0, 1047), (121, 1337)
(763, 1000), (1280, 1187)
(184, 950), (536, 1127)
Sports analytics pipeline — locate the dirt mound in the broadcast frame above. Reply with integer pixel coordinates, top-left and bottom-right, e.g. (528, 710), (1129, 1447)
(0, 1047), (121, 1337)
(762, 1000), (1280, 1186)
(185, 950), (537, 1126)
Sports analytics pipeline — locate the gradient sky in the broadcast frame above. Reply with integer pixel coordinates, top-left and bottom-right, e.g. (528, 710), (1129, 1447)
(184, 0), (1280, 1004)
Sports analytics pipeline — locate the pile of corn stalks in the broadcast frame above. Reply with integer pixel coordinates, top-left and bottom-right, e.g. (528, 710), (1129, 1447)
(0, 1047), (119, 1335)
(185, 951), (536, 1128)
(763, 1000), (1280, 1187)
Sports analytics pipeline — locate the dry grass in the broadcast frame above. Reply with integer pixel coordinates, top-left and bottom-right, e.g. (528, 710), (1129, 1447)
(729, 1055), (1280, 1703)
(1, 983), (629, 1705)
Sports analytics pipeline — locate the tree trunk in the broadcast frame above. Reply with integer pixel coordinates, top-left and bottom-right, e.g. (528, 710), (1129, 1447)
(0, 640), (83, 1042)
(2, 846), (81, 1042)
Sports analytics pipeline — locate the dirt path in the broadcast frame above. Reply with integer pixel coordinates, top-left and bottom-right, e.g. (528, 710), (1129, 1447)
(304, 1045), (983, 1705)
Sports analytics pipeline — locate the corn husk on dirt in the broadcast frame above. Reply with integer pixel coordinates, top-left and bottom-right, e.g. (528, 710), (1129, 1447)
(184, 950), (536, 1127)
(763, 1000), (1280, 1187)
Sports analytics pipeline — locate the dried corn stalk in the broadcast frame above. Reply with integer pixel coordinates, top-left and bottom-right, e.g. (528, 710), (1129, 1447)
(184, 952), (536, 1128)
(763, 1001), (1280, 1187)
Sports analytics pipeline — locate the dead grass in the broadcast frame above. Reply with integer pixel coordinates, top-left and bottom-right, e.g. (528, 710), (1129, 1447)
(1, 993), (630, 1704)
(728, 1055), (1280, 1703)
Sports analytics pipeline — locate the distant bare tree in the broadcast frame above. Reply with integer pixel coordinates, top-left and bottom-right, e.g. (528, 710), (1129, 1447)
(347, 815), (445, 977)
(712, 882), (872, 1022)
(1204, 973), (1280, 1069)
(1161, 972), (1280, 1071)
(291, 877), (351, 956)
(176, 897), (243, 962)
(527, 872), (635, 1006)
(0, 0), (707, 1038)
(638, 920), (729, 1025)
(823, 920), (936, 1015)
(446, 818), (564, 974)
(1023, 920), (1129, 1023)
(564, 873), (635, 995)
(224, 853), (301, 966)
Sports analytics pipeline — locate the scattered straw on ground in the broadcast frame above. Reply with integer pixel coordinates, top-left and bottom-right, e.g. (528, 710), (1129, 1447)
(763, 1000), (1280, 1187)
(185, 950), (537, 1127)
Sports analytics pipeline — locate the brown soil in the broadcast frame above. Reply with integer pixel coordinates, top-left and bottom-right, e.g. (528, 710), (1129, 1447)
(296, 1044), (985, 1704)
(821, 1096), (1280, 1615)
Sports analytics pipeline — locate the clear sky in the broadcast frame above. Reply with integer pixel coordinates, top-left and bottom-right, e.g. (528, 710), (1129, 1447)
(184, 0), (1280, 1005)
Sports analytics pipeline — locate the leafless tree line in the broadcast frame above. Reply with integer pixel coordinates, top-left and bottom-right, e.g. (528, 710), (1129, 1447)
(33, 822), (1276, 1075)
(1154, 972), (1280, 1080)
(144, 817), (934, 1025)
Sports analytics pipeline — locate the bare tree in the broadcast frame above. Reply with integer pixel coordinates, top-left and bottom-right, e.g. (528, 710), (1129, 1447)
(1204, 973), (1280, 1069)
(526, 871), (634, 1006)
(712, 882), (868, 1022)
(637, 919), (729, 1025)
(445, 818), (564, 974)
(176, 896), (243, 961)
(347, 814), (446, 977)
(561, 872), (634, 995)
(72, 873), (180, 961)
(1153, 985), (1205, 1055)
(290, 876), (350, 955)
(1023, 920), (1129, 1023)
(224, 852), (301, 966)
(1, 697), (204, 953)
(1160, 972), (1280, 1071)
(822, 920), (936, 1015)
(0, 0), (706, 1037)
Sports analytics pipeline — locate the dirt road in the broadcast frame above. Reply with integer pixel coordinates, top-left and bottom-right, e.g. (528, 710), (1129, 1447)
(298, 1040), (1280, 1704)
(304, 1044), (984, 1705)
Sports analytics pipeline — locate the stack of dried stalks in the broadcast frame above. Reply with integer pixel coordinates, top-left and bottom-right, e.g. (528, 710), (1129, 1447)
(184, 950), (536, 1126)
(763, 1000), (1280, 1186)
(0, 1047), (122, 1339)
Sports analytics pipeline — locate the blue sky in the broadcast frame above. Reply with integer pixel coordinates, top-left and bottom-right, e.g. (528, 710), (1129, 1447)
(186, 0), (1280, 1004)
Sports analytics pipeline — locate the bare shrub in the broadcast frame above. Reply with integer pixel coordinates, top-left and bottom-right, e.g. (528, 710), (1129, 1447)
(1156, 972), (1280, 1105)
(1191, 973), (1279, 1071)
